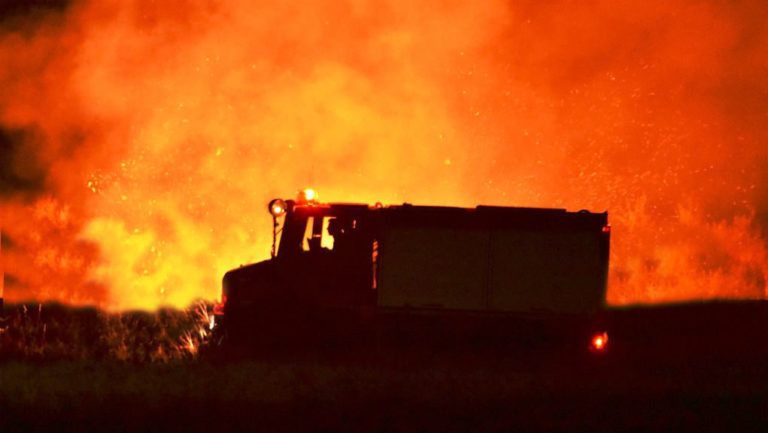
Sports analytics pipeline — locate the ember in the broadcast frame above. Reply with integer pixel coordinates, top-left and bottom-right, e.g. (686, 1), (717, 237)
(0, 0), (766, 310)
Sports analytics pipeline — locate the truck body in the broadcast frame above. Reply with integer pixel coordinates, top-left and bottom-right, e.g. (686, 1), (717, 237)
(214, 193), (610, 352)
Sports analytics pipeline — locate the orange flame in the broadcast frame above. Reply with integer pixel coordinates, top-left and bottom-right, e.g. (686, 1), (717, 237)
(0, 0), (766, 310)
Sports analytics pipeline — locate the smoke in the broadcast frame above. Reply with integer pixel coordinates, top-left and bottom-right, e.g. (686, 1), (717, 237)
(0, 0), (766, 309)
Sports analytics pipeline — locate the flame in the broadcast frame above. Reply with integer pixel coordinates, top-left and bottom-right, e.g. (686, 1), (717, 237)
(181, 334), (197, 355)
(0, 0), (766, 310)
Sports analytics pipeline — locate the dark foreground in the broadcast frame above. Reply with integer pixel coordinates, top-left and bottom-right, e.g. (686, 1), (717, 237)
(1, 302), (767, 432)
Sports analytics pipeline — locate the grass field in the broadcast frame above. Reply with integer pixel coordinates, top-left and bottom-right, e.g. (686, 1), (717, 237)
(1, 303), (767, 432)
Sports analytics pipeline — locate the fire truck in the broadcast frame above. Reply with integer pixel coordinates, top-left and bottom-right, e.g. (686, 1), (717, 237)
(0, 228), (3, 314)
(212, 190), (611, 355)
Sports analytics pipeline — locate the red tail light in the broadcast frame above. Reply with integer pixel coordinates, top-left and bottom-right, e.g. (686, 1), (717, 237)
(590, 331), (609, 352)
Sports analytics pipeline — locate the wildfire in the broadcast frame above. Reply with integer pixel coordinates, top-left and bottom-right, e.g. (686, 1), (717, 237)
(0, 0), (766, 310)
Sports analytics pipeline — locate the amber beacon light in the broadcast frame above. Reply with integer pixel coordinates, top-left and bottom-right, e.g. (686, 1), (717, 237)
(298, 188), (317, 203)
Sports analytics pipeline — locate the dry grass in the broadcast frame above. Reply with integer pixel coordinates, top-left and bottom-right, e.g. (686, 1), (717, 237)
(0, 301), (213, 362)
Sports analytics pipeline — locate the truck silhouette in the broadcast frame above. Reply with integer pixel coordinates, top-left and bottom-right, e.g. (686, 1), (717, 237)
(211, 190), (611, 354)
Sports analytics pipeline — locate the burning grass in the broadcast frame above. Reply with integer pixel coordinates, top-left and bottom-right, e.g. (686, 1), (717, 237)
(0, 301), (213, 362)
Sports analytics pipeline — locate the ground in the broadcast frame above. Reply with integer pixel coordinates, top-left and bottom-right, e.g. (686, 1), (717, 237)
(0, 302), (767, 432)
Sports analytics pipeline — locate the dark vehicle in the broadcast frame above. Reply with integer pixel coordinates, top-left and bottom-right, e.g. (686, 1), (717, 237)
(1, 228), (4, 313)
(212, 190), (611, 355)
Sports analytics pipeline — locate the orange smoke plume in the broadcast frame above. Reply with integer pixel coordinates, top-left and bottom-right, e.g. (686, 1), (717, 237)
(0, 0), (766, 310)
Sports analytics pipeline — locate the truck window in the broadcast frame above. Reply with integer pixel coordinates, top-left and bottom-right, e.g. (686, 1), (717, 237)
(302, 216), (335, 251)
(322, 218), (335, 250)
